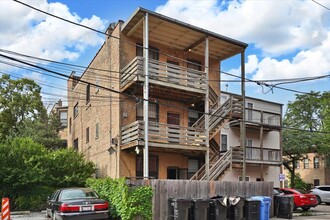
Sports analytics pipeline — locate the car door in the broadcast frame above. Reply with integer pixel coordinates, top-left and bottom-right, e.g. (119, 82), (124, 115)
(47, 190), (60, 216)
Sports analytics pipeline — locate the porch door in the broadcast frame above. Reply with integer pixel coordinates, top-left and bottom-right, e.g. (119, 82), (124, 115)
(167, 113), (180, 143)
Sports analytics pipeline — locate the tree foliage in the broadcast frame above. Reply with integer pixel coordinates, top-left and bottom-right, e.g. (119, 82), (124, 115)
(283, 91), (330, 187)
(0, 74), (62, 148)
(86, 178), (153, 220)
(0, 137), (95, 210)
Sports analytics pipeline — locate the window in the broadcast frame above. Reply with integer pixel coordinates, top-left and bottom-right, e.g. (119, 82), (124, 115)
(136, 44), (159, 60)
(314, 179), (320, 186)
(294, 160), (300, 169)
(188, 159), (199, 179)
(246, 139), (253, 147)
(136, 102), (159, 122)
(136, 155), (158, 179)
(221, 134), (228, 151)
(86, 84), (90, 103)
(167, 167), (188, 179)
(74, 103), (79, 118)
(95, 123), (99, 139)
(314, 157), (320, 168)
(73, 138), (78, 150)
(238, 176), (250, 181)
(304, 158), (309, 169)
(86, 127), (89, 143)
(69, 117), (72, 134)
(188, 110), (199, 127)
(59, 111), (67, 127)
(187, 59), (202, 71)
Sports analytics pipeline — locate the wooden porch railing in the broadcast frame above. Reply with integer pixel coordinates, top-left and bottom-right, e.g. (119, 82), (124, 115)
(120, 56), (206, 92)
(121, 120), (207, 148)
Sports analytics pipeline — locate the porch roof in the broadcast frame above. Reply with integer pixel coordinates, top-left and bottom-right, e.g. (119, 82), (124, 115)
(121, 7), (248, 61)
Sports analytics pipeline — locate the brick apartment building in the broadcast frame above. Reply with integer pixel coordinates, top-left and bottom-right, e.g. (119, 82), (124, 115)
(50, 99), (68, 148)
(284, 153), (330, 186)
(67, 7), (283, 186)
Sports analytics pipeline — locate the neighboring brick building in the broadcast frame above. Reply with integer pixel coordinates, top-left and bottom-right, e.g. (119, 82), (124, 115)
(284, 153), (330, 186)
(67, 8), (283, 185)
(50, 99), (68, 148)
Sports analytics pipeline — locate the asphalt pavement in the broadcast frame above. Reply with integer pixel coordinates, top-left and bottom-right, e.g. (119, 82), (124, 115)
(3, 204), (330, 220)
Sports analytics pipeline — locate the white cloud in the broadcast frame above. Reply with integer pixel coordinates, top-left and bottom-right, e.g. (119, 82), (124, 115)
(0, 0), (107, 61)
(227, 31), (330, 81)
(156, 0), (330, 56)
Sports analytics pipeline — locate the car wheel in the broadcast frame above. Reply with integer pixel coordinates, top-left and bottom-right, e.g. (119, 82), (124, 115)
(302, 207), (310, 211)
(316, 196), (322, 204)
(326, 202), (330, 205)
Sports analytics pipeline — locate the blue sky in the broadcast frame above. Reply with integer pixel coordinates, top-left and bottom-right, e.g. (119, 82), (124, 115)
(0, 0), (329, 111)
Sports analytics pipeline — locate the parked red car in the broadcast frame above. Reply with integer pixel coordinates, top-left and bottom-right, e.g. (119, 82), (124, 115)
(280, 188), (318, 211)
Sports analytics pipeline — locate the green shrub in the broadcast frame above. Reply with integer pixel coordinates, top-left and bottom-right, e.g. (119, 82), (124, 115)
(86, 178), (153, 220)
(0, 137), (96, 211)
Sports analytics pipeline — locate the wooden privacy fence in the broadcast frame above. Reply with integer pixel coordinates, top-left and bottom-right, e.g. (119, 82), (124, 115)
(127, 179), (274, 220)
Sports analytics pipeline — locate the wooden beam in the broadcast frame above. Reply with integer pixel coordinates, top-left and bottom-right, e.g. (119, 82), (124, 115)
(127, 17), (144, 37)
(184, 36), (206, 52)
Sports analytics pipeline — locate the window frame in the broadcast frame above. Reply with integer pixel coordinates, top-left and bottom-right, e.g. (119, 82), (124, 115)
(314, 157), (320, 169)
(304, 158), (309, 169)
(74, 102), (79, 118)
(86, 84), (90, 104)
(86, 127), (90, 143)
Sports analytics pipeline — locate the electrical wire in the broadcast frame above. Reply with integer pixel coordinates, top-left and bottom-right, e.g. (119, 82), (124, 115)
(312, 0), (330, 11)
(9, 0), (329, 96)
(1, 55), (329, 135)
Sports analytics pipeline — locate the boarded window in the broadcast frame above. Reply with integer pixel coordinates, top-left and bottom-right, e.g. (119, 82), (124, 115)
(74, 103), (79, 118)
(136, 155), (158, 179)
(86, 127), (89, 143)
(136, 102), (158, 122)
(86, 84), (90, 103)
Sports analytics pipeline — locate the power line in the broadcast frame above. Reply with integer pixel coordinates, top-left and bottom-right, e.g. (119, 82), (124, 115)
(10, 0), (328, 96)
(2, 54), (329, 135)
(2, 49), (328, 92)
(312, 0), (330, 11)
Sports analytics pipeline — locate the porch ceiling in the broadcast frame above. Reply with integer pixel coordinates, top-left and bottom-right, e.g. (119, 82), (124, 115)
(121, 8), (248, 61)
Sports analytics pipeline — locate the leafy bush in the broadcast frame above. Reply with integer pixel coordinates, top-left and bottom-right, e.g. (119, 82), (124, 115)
(86, 178), (153, 220)
(0, 137), (95, 210)
(289, 173), (309, 192)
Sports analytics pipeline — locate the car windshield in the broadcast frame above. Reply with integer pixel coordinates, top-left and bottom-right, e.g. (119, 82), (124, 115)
(60, 189), (98, 200)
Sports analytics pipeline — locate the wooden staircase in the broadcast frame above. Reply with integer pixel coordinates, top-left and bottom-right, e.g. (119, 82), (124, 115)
(190, 87), (243, 180)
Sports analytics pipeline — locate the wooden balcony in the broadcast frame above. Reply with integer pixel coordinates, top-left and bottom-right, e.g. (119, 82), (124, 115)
(230, 108), (281, 130)
(120, 57), (206, 101)
(231, 146), (282, 165)
(121, 121), (207, 152)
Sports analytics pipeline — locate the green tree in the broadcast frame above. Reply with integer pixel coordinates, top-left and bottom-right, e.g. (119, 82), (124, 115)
(0, 74), (62, 148)
(0, 137), (95, 210)
(283, 91), (330, 188)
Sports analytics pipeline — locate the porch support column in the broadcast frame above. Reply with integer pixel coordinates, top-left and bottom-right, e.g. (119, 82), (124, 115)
(260, 119), (264, 181)
(240, 50), (246, 181)
(205, 36), (210, 180)
(143, 13), (149, 179)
